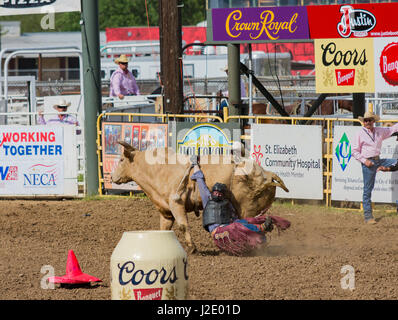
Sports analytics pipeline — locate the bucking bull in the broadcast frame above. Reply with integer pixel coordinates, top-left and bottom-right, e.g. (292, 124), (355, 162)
(111, 142), (289, 253)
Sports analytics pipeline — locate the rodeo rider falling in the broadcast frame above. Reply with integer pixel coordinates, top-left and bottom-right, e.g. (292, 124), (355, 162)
(189, 155), (291, 256)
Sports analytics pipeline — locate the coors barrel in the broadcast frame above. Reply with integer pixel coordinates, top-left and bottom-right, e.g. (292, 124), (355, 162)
(110, 231), (188, 300)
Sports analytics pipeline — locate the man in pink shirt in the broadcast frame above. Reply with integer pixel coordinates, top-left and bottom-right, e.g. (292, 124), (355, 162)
(352, 111), (398, 224)
(109, 54), (140, 99)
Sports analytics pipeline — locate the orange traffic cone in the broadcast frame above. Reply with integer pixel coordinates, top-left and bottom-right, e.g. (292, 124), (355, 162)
(48, 250), (102, 284)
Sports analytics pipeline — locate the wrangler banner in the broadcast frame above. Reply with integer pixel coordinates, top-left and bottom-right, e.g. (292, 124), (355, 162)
(307, 3), (398, 39)
(0, 0), (80, 16)
(315, 38), (374, 93)
(210, 6), (309, 42)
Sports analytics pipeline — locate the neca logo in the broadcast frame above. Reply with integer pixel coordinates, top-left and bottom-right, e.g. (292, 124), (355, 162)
(0, 0), (56, 9)
(337, 5), (376, 38)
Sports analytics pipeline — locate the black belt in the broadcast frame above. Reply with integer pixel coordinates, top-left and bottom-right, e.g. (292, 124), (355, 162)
(368, 156), (380, 161)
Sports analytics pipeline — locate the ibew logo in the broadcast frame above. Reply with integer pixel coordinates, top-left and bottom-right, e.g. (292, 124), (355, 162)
(0, 166), (18, 181)
(335, 133), (351, 171)
(23, 163), (57, 187)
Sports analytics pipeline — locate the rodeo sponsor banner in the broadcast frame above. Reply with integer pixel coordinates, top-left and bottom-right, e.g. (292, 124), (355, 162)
(0, 125), (65, 195)
(102, 122), (168, 190)
(0, 0), (80, 16)
(315, 38), (374, 93)
(251, 124), (323, 200)
(307, 3), (398, 39)
(374, 37), (398, 92)
(332, 126), (398, 203)
(171, 122), (240, 157)
(209, 6), (309, 43)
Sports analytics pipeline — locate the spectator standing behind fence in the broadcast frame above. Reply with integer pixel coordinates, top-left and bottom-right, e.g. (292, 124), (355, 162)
(352, 111), (398, 225)
(109, 54), (140, 99)
(37, 99), (81, 135)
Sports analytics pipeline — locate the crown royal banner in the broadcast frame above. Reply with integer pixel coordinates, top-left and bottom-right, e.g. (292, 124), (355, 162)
(210, 6), (310, 42)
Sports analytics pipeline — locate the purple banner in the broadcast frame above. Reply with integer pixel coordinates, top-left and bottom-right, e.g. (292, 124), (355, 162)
(211, 7), (309, 42)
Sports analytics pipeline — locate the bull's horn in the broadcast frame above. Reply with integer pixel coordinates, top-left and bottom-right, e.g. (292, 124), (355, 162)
(271, 173), (289, 192)
(118, 140), (136, 152)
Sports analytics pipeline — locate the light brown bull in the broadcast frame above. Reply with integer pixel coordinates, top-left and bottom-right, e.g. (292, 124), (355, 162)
(111, 142), (289, 253)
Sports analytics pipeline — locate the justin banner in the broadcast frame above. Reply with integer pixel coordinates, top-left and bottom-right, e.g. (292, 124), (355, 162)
(307, 3), (398, 39)
(374, 37), (398, 93)
(210, 6), (309, 42)
(0, 0), (80, 16)
(315, 38), (374, 93)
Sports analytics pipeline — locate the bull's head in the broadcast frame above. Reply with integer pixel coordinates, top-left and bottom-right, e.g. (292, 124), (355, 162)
(110, 141), (137, 184)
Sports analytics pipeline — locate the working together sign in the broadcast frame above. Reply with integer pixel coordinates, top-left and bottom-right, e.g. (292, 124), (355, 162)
(251, 124), (323, 200)
(210, 6), (309, 42)
(332, 126), (398, 203)
(0, 126), (64, 195)
(315, 38), (374, 93)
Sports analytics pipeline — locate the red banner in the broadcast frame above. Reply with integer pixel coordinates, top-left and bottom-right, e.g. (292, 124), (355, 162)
(308, 3), (398, 39)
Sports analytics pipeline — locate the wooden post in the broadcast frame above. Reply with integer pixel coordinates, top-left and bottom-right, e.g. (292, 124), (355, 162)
(159, 0), (183, 114)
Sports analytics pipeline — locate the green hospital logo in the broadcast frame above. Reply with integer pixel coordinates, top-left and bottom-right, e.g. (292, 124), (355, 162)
(335, 133), (351, 171)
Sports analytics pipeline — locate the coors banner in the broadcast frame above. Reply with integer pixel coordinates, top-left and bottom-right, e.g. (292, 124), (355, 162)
(0, 0), (80, 16)
(315, 38), (375, 93)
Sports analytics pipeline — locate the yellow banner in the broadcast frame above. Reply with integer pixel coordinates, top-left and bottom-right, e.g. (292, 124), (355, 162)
(315, 38), (374, 93)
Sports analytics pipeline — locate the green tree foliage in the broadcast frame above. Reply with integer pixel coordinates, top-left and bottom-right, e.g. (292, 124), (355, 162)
(0, 0), (206, 33)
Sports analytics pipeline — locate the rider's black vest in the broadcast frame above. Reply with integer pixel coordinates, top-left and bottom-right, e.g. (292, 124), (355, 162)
(202, 198), (232, 231)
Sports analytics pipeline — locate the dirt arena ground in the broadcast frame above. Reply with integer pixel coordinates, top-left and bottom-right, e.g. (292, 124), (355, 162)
(0, 196), (397, 300)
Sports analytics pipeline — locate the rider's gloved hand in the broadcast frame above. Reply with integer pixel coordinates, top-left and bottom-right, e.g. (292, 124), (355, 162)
(190, 155), (199, 166)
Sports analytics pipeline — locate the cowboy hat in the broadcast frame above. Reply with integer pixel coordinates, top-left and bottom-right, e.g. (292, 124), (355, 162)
(114, 54), (130, 64)
(53, 98), (71, 110)
(358, 111), (380, 123)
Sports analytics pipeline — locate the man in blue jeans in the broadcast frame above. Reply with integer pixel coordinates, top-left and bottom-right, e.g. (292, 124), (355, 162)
(352, 111), (398, 224)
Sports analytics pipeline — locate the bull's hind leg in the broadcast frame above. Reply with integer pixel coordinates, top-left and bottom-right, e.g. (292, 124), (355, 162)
(169, 201), (197, 254)
(159, 212), (174, 230)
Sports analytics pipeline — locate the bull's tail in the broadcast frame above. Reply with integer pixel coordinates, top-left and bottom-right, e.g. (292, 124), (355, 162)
(172, 164), (192, 202)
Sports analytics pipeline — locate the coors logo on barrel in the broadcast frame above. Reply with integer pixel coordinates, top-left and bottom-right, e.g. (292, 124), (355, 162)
(0, 0), (56, 9)
(337, 5), (376, 38)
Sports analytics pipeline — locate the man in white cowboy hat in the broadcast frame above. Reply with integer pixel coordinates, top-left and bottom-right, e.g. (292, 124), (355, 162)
(37, 98), (79, 129)
(109, 54), (140, 99)
(352, 111), (398, 224)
